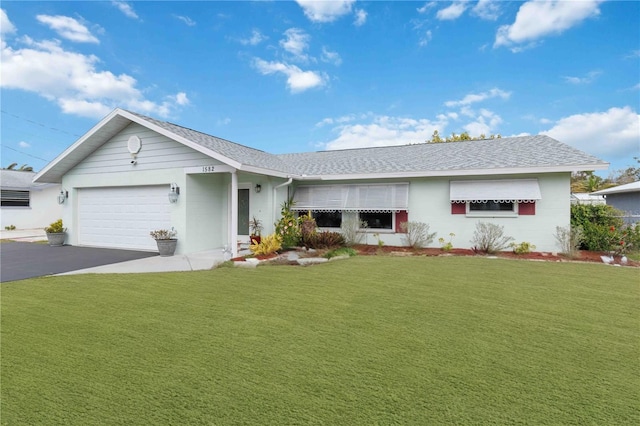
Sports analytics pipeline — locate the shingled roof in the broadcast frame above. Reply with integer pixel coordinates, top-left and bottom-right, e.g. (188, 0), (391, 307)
(34, 109), (608, 183)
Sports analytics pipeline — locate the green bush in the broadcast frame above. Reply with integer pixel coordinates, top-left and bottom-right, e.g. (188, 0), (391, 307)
(510, 241), (536, 255)
(275, 199), (301, 249)
(44, 219), (65, 234)
(570, 204), (624, 251)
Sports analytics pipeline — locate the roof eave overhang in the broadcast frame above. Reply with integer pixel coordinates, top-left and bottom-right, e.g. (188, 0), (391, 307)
(239, 164), (297, 179)
(296, 163), (610, 181)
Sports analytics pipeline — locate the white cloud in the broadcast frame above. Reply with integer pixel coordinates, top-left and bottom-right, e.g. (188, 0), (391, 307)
(217, 117), (231, 126)
(240, 29), (267, 46)
(111, 1), (139, 20)
(472, 0), (501, 21)
(541, 106), (640, 160)
(1, 35), (186, 118)
(173, 92), (190, 106)
(321, 47), (341, 66)
(463, 108), (503, 136)
(36, 15), (99, 44)
(445, 88), (511, 107)
(417, 2), (437, 14)
(419, 30), (433, 47)
(495, 0), (603, 50)
(1, 9), (16, 34)
(625, 50), (640, 59)
(354, 9), (367, 26)
(280, 28), (310, 61)
(174, 15), (196, 27)
(253, 58), (327, 93)
(321, 115), (450, 150)
(18, 141), (30, 148)
(563, 70), (602, 85)
(295, 0), (355, 23)
(436, 2), (468, 21)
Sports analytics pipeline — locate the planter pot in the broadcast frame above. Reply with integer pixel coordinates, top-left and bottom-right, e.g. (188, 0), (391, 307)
(250, 235), (261, 245)
(155, 239), (178, 257)
(46, 232), (66, 247)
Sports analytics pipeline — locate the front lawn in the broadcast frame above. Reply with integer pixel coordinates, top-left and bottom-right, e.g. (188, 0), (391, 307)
(2, 257), (638, 424)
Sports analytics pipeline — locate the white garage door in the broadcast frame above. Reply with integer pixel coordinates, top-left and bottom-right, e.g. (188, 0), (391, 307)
(78, 186), (171, 251)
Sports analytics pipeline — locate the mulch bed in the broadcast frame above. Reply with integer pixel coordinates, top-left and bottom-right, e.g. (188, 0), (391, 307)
(351, 245), (639, 267)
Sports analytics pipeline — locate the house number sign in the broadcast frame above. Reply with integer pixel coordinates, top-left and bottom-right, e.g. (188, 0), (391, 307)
(202, 166), (215, 172)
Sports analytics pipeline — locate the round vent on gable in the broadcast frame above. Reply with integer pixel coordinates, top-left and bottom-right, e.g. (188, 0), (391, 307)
(127, 135), (142, 154)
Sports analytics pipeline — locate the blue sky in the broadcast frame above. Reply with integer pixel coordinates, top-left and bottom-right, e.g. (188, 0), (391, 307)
(1, 1), (638, 176)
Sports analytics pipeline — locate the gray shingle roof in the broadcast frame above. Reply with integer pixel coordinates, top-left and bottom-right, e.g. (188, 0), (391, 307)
(126, 111), (297, 174)
(129, 111), (606, 177)
(1, 170), (45, 189)
(276, 135), (607, 176)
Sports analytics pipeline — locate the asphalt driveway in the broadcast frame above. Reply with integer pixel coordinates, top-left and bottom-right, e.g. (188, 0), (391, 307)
(1, 242), (157, 282)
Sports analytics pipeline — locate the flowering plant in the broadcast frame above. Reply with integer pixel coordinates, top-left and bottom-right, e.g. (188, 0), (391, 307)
(150, 228), (177, 240)
(275, 198), (301, 248)
(438, 232), (455, 251)
(609, 226), (632, 256)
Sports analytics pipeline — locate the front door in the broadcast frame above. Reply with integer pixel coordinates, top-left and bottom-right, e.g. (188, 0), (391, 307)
(237, 188), (250, 237)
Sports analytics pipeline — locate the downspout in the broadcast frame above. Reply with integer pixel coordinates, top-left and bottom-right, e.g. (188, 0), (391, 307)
(272, 177), (293, 226)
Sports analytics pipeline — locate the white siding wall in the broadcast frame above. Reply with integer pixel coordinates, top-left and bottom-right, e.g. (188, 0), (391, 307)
(185, 173), (228, 252)
(68, 123), (216, 175)
(1, 185), (63, 229)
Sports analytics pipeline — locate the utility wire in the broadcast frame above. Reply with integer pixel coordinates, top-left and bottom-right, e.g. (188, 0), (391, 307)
(1, 110), (82, 137)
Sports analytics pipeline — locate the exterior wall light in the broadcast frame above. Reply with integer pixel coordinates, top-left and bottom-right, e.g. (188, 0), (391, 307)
(255, 184), (262, 193)
(57, 189), (68, 204)
(168, 183), (180, 203)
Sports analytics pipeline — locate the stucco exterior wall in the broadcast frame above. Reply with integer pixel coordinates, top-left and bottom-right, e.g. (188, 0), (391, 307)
(291, 173), (570, 252)
(1, 185), (63, 229)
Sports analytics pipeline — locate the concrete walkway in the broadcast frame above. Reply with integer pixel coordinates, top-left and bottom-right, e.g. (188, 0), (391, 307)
(0, 228), (48, 242)
(59, 248), (230, 275)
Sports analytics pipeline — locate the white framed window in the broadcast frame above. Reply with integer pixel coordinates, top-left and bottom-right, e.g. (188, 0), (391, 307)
(467, 200), (518, 217)
(359, 211), (393, 230)
(1, 190), (30, 207)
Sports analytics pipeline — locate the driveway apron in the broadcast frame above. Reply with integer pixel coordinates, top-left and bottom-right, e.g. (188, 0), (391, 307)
(0, 242), (157, 282)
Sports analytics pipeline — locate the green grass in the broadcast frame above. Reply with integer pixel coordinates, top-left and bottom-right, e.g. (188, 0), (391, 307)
(2, 257), (638, 424)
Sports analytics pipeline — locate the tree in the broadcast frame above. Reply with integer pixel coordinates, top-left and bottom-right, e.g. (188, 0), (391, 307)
(2, 163), (33, 171)
(426, 132), (501, 143)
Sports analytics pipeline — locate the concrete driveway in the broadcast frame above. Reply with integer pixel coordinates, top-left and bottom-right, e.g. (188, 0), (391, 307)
(0, 242), (157, 282)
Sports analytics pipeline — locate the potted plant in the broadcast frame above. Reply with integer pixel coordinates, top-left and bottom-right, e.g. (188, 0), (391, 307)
(249, 216), (263, 245)
(150, 228), (178, 256)
(44, 219), (66, 246)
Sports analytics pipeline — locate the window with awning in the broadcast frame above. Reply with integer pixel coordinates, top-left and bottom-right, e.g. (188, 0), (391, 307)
(292, 183), (409, 212)
(449, 179), (541, 203)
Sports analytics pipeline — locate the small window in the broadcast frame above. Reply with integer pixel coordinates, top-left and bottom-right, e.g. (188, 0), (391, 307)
(1, 190), (30, 207)
(312, 211), (342, 228)
(469, 201), (514, 212)
(359, 212), (393, 229)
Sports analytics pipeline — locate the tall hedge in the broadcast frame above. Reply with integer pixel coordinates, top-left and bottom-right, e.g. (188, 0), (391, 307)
(570, 204), (624, 251)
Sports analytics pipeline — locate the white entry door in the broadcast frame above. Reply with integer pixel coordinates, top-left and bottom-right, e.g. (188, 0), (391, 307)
(78, 186), (171, 251)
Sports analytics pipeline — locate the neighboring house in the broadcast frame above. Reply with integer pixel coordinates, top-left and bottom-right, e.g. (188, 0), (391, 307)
(1, 169), (63, 229)
(33, 108), (608, 255)
(591, 181), (640, 224)
(571, 192), (605, 205)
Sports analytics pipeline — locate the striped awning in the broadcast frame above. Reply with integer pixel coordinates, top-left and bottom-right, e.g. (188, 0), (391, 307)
(292, 183), (409, 212)
(450, 179), (541, 203)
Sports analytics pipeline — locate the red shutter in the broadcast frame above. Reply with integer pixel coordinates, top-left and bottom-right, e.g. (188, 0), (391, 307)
(518, 202), (536, 215)
(451, 203), (466, 215)
(395, 210), (408, 232)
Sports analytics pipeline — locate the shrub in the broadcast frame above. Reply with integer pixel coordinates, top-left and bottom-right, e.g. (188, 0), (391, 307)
(4, 225), (16, 231)
(554, 225), (583, 258)
(299, 213), (318, 247)
(304, 231), (345, 249)
(438, 233), (455, 251)
(570, 204), (624, 251)
(400, 221), (436, 249)
(150, 228), (177, 240)
(510, 241), (536, 255)
(341, 215), (367, 246)
(470, 222), (514, 254)
(249, 233), (282, 256)
(325, 247), (357, 259)
(44, 219), (65, 234)
(275, 199), (301, 248)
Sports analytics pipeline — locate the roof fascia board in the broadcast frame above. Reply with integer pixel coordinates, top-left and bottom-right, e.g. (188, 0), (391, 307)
(298, 163), (610, 181)
(33, 108), (127, 183)
(240, 164), (296, 179)
(119, 110), (243, 170)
